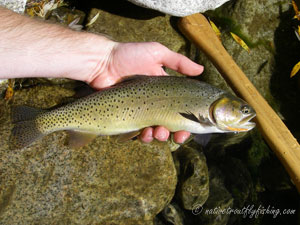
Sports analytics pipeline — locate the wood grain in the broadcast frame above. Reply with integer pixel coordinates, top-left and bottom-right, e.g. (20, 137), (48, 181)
(178, 13), (300, 192)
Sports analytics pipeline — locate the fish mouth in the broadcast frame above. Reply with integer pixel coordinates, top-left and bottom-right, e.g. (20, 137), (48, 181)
(240, 113), (256, 130)
(225, 113), (256, 132)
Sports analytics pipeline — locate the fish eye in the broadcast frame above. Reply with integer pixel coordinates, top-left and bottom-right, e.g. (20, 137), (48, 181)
(241, 105), (251, 114)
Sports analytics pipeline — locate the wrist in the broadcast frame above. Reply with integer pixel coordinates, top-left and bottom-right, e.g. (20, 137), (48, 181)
(61, 32), (118, 83)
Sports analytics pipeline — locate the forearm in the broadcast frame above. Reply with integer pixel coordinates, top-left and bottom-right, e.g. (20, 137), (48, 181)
(0, 7), (116, 82)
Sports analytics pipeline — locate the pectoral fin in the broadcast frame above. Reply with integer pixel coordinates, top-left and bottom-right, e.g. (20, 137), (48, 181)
(66, 131), (98, 148)
(179, 112), (213, 127)
(179, 112), (199, 123)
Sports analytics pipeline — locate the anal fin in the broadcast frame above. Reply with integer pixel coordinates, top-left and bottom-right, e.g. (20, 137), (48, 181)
(66, 131), (98, 148)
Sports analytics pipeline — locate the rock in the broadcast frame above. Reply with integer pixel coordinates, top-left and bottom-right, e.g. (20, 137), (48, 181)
(219, 157), (253, 209)
(0, 79), (8, 95)
(127, 0), (230, 17)
(0, 85), (177, 224)
(86, 8), (188, 76)
(260, 156), (293, 191)
(86, 8), (184, 48)
(198, 0), (290, 106)
(0, 0), (26, 13)
(218, 157), (260, 225)
(174, 143), (209, 210)
(201, 132), (250, 160)
(35, 78), (77, 85)
(197, 166), (233, 225)
(162, 202), (185, 225)
(154, 217), (166, 225)
(246, 130), (270, 171)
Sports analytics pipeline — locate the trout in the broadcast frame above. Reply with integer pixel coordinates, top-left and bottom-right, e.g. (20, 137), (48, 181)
(10, 76), (256, 149)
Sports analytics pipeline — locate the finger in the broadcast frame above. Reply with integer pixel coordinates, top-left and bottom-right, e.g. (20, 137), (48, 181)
(159, 46), (204, 76)
(173, 131), (191, 143)
(153, 126), (170, 141)
(140, 127), (154, 143)
(89, 74), (117, 90)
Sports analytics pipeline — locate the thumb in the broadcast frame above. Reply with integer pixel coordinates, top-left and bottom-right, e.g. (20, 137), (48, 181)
(159, 45), (204, 76)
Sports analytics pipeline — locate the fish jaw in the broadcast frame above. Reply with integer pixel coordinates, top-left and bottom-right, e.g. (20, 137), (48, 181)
(239, 113), (256, 131)
(226, 113), (256, 132)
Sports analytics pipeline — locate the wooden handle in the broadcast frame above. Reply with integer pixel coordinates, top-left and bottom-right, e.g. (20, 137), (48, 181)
(178, 13), (300, 192)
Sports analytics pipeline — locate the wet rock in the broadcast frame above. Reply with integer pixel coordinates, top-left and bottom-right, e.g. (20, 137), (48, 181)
(0, 85), (177, 224)
(201, 132), (250, 159)
(86, 8), (188, 76)
(174, 143), (209, 210)
(219, 157), (260, 225)
(246, 130), (270, 172)
(38, 77), (77, 85)
(220, 157), (253, 209)
(154, 217), (166, 225)
(162, 202), (185, 225)
(260, 156), (293, 191)
(198, 166), (233, 225)
(198, 0), (290, 105)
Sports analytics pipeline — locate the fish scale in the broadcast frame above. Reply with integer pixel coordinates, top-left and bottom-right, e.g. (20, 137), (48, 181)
(10, 76), (256, 149)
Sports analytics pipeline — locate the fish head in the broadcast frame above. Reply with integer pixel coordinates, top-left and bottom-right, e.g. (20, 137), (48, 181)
(210, 94), (256, 132)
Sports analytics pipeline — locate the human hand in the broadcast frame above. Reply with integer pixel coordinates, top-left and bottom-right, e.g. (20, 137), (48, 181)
(87, 42), (204, 89)
(85, 42), (204, 144)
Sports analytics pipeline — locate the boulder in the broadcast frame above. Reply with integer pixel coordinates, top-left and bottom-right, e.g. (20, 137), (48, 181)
(127, 0), (230, 17)
(174, 143), (209, 210)
(0, 85), (177, 224)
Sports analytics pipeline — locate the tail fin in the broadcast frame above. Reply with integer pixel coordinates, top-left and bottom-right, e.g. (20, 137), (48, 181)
(10, 121), (43, 150)
(10, 106), (45, 150)
(11, 105), (45, 123)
